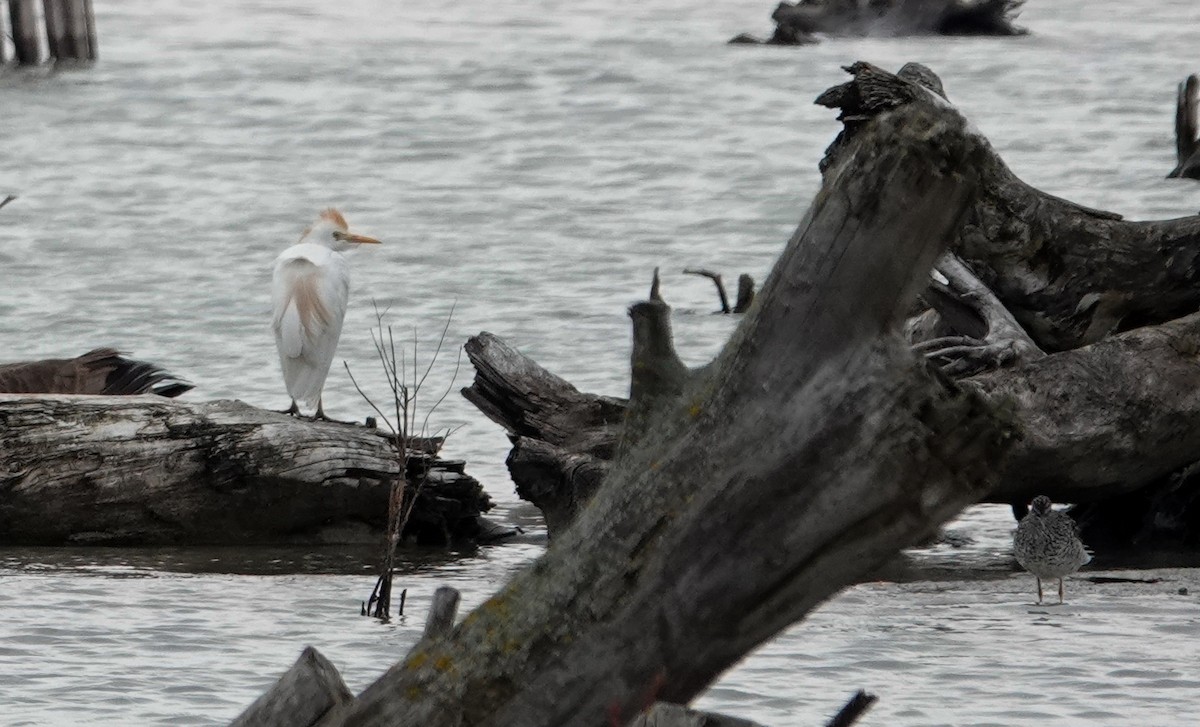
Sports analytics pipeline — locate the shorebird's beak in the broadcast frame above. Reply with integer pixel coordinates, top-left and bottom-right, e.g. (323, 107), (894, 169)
(344, 233), (382, 245)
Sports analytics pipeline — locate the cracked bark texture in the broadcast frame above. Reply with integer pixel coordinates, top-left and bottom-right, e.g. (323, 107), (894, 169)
(0, 396), (491, 545)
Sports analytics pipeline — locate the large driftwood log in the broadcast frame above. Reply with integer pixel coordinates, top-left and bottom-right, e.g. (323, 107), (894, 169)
(818, 62), (1200, 536)
(0, 396), (494, 546)
(233, 98), (1012, 726)
(964, 312), (1200, 504)
(467, 308), (1200, 516)
(463, 63), (1200, 551)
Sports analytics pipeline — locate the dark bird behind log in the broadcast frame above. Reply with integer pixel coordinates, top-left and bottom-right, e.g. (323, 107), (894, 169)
(0, 348), (193, 397)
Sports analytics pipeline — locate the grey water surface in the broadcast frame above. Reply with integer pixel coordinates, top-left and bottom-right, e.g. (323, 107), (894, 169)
(3, 0), (1200, 724)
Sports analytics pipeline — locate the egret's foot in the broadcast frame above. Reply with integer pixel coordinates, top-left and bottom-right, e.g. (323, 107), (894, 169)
(310, 412), (358, 425)
(309, 403), (356, 426)
(277, 401), (301, 416)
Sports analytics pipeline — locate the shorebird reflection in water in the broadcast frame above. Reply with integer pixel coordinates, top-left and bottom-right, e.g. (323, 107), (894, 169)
(1013, 495), (1092, 604)
(271, 209), (381, 420)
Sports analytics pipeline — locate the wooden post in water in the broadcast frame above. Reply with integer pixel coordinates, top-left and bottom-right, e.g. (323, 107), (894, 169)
(9, 0), (42, 65)
(60, 0), (92, 61)
(82, 0), (97, 59)
(43, 0), (66, 60)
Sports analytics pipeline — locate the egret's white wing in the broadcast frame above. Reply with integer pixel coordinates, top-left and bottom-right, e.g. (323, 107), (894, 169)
(271, 246), (350, 406)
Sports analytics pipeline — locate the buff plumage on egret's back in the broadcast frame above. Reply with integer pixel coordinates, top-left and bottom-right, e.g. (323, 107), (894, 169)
(271, 208), (381, 420)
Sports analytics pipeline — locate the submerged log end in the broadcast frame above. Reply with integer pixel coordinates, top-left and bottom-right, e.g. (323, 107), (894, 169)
(423, 586), (462, 638)
(229, 646), (351, 727)
(824, 690), (879, 727)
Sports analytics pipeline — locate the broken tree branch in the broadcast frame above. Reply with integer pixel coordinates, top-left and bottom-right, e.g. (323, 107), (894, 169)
(916, 252), (1045, 376)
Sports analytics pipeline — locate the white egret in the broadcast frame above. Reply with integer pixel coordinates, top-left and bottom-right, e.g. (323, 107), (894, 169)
(271, 208), (381, 420)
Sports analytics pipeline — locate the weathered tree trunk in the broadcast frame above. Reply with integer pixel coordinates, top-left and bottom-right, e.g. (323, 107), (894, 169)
(230, 98), (1012, 726)
(816, 61), (1200, 540)
(963, 312), (1200, 504)
(0, 396), (496, 546)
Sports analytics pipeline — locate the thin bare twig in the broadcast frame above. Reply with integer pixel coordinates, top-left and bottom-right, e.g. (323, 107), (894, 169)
(348, 302), (461, 621)
(344, 363), (394, 434)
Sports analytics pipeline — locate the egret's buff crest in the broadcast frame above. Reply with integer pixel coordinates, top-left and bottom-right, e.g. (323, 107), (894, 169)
(320, 208), (348, 230)
(298, 208), (350, 241)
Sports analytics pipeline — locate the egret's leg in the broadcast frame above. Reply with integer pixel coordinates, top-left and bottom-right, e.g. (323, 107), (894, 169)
(1058, 578), (1065, 604)
(278, 400), (300, 416)
(314, 398), (330, 421)
(1036, 577), (1043, 604)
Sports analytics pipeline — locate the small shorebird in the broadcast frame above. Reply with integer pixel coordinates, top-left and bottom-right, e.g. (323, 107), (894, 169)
(0, 348), (192, 397)
(1013, 495), (1092, 604)
(271, 208), (381, 420)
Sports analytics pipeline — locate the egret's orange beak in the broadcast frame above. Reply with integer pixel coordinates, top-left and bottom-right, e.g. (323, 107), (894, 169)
(345, 233), (382, 245)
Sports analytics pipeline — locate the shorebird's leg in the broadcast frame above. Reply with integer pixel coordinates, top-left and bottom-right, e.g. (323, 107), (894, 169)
(1036, 577), (1043, 604)
(278, 399), (301, 416)
(1058, 578), (1065, 604)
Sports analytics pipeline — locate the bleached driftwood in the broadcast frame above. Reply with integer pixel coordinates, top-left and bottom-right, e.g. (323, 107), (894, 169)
(0, 395), (495, 546)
